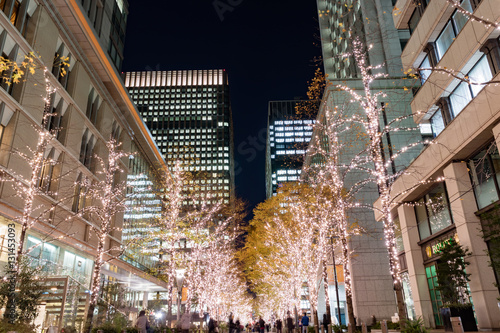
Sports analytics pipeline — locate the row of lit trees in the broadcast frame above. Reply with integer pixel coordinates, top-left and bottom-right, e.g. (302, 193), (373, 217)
(0, 54), (249, 332)
(242, 0), (499, 323)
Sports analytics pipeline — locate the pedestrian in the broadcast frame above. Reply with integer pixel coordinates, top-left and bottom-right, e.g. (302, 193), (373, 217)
(259, 317), (266, 333)
(322, 314), (330, 333)
(229, 315), (235, 333)
(135, 310), (149, 333)
(266, 324), (270, 333)
(236, 319), (241, 333)
(286, 313), (294, 333)
(301, 313), (309, 333)
(276, 319), (282, 333)
(209, 318), (216, 333)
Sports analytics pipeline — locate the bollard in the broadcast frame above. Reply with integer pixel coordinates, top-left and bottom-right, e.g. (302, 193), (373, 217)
(381, 321), (388, 333)
(361, 323), (367, 333)
(451, 317), (464, 333)
(347, 323), (353, 333)
(327, 324), (332, 333)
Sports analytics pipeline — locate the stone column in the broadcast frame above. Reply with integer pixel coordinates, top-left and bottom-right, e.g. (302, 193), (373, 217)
(397, 205), (435, 327)
(143, 291), (149, 310)
(492, 123), (500, 149)
(443, 162), (500, 329)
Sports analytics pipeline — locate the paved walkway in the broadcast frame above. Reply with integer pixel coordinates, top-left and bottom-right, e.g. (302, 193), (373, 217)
(430, 329), (500, 333)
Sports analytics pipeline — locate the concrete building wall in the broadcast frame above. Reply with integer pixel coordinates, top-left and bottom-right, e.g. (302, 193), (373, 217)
(0, 0), (168, 329)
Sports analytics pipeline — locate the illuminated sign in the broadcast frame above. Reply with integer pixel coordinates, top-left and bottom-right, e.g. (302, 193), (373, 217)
(425, 233), (459, 259)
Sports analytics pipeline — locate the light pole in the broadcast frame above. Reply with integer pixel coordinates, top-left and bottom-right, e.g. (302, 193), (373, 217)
(176, 268), (186, 322)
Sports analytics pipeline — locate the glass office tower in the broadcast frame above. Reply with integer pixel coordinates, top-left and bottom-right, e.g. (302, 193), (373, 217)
(124, 70), (234, 205)
(265, 100), (314, 198)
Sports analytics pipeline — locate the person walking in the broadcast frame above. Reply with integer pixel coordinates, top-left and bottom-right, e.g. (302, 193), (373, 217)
(286, 313), (294, 333)
(322, 314), (330, 333)
(135, 310), (149, 333)
(259, 317), (266, 333)
(276, 319), (283, 333)
(209, 318), (216, 333)
(229, 315), (235, 333)
(301, 314), (309, 333)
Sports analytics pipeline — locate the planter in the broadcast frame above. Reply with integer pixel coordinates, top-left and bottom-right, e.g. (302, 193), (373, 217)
(450, 306), (477, 332)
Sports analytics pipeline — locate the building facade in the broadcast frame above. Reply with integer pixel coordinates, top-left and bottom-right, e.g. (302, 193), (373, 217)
(265, 100), (314, 198)
(313, 0), (424, 325)
(0, 0), (168, 330)
(124, 70), (235, 205)
(378, 0), (500, 328)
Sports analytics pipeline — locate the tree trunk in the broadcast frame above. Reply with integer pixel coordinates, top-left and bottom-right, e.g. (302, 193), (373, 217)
(85, 242), (104, 333)
(395, 282), (407, 328)
(341, 237), (355, 328)
(313, 309), (319, 333)
(168, 287), (173, 327)
(322, 261), (331, 324)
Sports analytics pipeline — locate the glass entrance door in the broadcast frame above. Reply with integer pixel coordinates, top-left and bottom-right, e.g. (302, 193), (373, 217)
(425, 264), (443, 326)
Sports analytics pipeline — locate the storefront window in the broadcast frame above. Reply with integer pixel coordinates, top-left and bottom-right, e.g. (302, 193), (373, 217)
(469, 143), (500, 209)
(401, 272), (416, 320)
(414, 183), (454, 240)
(62, 250), (92, 285)
(394, 216), (404, 253)
(26, 236), (59, 271)
(426, 264), (444, 326)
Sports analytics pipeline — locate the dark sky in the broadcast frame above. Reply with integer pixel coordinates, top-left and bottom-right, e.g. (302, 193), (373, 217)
(122, 0), (321, 212)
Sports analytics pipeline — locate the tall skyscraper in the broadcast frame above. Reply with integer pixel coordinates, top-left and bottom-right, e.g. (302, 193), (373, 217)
(124, 70), (234, 205)
(265, 100), (314, 198)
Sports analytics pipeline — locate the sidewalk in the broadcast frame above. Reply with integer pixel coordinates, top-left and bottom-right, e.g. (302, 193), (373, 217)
(429, 328), (500, 333)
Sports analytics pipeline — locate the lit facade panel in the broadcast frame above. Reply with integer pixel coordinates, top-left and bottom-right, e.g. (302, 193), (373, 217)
(124, 70), (234, 205)
(265, 100), (314, 198)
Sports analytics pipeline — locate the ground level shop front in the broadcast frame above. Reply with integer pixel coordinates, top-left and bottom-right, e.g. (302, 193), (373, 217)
(393, 162), (500, 329)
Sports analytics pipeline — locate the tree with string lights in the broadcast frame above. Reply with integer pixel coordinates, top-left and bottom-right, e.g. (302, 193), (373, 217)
(82, 138), (136, 333)
(0, 54), (71, 324)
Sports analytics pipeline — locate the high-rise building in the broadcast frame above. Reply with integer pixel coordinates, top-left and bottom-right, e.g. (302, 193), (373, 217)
(0, 0), (169, 329)
(265, 100), (314, 198)
(375, 0), (500, 329)
(124, 70), (235, 205)
(311, 0), (424, 325)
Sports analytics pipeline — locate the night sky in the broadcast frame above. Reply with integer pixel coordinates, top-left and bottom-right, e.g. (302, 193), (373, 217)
(122, 0), (321, 213)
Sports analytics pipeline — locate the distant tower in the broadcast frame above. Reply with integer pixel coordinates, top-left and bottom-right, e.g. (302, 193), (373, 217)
(124, 70), (235, 205)
(265, 100), (314, 199)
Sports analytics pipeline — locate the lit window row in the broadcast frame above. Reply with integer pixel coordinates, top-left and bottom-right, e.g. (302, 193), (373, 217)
(180, 166), (229, 171)
(276, 169), (300, 175)
(276, 176), (299, 181)
(275, 150), (306, 155)
(133, 95), (217, 100)
(130, 87), (219, 93)
(274, 126), (310, 131)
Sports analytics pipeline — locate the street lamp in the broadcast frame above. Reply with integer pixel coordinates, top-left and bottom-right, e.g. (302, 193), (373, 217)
(176, 268), (186, 322)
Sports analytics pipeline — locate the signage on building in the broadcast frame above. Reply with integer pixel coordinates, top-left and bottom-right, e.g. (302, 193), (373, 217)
(326, 265), (344, 284)
(422, 232), (459, 261)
